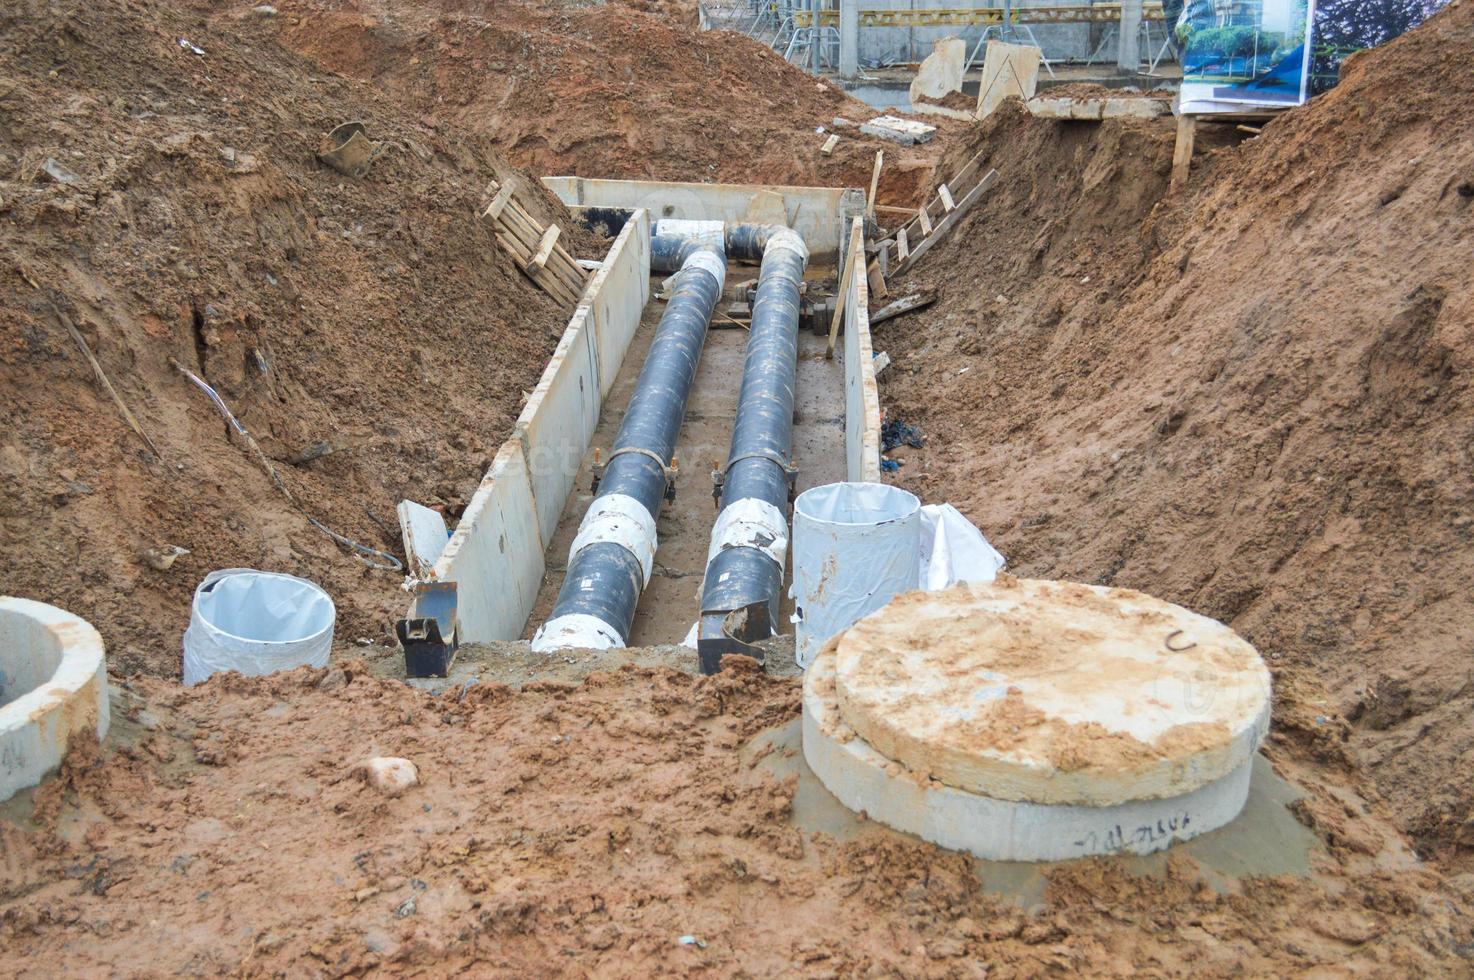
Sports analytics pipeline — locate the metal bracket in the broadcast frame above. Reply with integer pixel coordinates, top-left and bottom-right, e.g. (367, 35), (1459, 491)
(594, 445), (679, 503)
(397, 581), (459, 677)
(718, 451), (799, 506)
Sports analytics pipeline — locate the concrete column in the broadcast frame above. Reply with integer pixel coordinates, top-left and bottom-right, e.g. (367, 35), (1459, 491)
(1117, 0), (1143, 73)
(839, 0), (859, 78)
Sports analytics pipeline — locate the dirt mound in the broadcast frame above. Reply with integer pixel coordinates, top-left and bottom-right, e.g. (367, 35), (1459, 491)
(0, 0), (589, 676)
(259, 0), (947, 203)
(880, 2), (1474, 864)
(1, 662), (1469, 974)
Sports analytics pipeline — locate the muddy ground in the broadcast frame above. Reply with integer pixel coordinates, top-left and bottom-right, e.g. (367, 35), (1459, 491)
(2, 655), (1472, 976)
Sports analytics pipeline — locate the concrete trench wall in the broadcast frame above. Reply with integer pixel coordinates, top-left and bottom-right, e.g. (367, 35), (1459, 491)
(543, 176), (866, 266)
(1, 597), (110, 803)
(842, 217), (883, 484)
(416, 182), (881, 645)
(411, 210), (652, 643)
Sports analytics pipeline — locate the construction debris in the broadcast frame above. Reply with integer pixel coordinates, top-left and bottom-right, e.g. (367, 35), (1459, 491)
(977, 40), (1040, 119)
(1027, 95), (1172, 120)
(870, 291), (935, 325)
(317, 121), (386, 177)
(481, 178), (589, 307)
(859, 115), (936, 146)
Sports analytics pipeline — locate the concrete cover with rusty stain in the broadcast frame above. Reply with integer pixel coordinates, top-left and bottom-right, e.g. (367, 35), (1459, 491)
(831, 577), (1271, 806)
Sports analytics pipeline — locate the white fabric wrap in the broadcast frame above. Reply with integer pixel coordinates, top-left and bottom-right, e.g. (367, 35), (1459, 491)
(707, 496), (789, 569)
(764, 227), (810, 265)
(654, 218), (725, 242)
(683, 247), (726, 292)
(568, 492), (657, 586)
(531, 613), (623, 652)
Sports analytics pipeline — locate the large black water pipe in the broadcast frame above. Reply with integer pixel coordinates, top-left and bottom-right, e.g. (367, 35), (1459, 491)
(696, 227), (809, 674)
(530, 244), (725, 651)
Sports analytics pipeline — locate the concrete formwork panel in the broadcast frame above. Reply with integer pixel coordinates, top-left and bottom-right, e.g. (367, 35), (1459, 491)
(410, 210), (652, 644)
(543, 176), (864, 266)
(1, 597), (110, 803)
(582, 209), (651, 399)
(515, 307), (602, 550)
(426, 442), (546, 643)
(842, 218), (883, 483)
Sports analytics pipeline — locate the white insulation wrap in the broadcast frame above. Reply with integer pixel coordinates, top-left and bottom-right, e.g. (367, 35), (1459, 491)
(707, 496), (789, 569)
(919, 503), (1007, 590)
(790, 483), (921, 669)
(653, 218), (725, 244)
(683, 248), (727, 293)
(567, 493), (657, 586)
(532, 613), (624, 652)
(182, 569), (335, 686)
(764, 227), (810, 265)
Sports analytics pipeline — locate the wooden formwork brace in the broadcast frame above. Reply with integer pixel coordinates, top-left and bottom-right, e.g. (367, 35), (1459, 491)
(873, 143), (1001, 283)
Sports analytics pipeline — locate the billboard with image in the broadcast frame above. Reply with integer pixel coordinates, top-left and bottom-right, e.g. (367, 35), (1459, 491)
(1175, 0), (1448, 113)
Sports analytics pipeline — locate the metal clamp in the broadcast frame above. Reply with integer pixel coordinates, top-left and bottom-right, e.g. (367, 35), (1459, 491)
(713, 451), (799, 506)
(593, 446), (679, 502)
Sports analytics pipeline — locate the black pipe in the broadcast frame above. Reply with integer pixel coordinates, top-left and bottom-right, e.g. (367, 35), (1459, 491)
(532, 247), (723, 650)
(697, 229), (808, 673)
(652, 222), (790, 273)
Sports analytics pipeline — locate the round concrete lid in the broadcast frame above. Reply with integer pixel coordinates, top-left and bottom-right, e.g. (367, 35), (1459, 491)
(831, 577), (1272, 806)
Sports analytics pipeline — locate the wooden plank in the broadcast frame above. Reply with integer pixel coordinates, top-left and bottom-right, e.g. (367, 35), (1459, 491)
(866, 150), (883, 218)
(529, 225), (560, 273)
(866, 258), (888, 301)
(897, 227), (910, 262)
(949, 144), (989, 196)
(938, 184), (955, 212)
(917, 205), (933, 236)
(1170, 115), (1196, 194)
(484, 182), (516, 222)
(877, 242), (890, 279)
(821, 133), (841, 155)
(869, 291), (935, 325)
(825, 244), (858, 359)
(892, 168), (998, 277)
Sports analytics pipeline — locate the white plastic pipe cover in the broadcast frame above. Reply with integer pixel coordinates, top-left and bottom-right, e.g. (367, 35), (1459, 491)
(706, 496), (789, 569)
(567, 492), (658, 586)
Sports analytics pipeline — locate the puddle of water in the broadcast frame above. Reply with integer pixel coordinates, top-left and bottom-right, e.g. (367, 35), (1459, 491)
(748, 718), (1322, 904)
(842, 84), (912, 113)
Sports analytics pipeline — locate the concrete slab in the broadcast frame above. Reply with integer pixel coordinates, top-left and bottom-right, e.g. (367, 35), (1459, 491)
(1028, 95), (1172, 120)
(831, 580), (1272, 806)
(397, 500), (449, 579)
(859, 115), (938, 145)
(978, 40), (1041, 118)
(802, 642), (1259, 862)
(1, 597), (110, 803)
(908, 36), (967, 105)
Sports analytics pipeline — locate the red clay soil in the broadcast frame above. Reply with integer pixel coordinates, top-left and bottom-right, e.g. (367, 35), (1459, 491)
(1, 660), (1471, 976)
(0, 0), (587, 677)
(256, 0), (948, 205)
(879, 2), (1474, 867)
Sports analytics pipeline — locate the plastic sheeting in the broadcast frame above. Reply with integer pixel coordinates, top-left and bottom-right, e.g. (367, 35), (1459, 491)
(919, 503), (1006, 590)
(182, 569), (335, 686)
(791, 483), (921, 669)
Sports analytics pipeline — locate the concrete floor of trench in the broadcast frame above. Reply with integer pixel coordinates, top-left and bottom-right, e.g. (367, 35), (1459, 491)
(526, 269), (847, 647)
